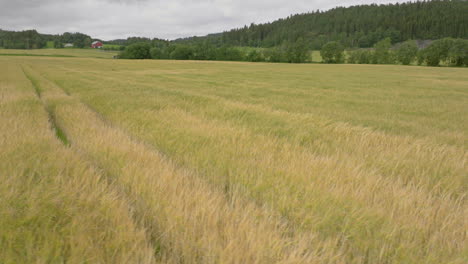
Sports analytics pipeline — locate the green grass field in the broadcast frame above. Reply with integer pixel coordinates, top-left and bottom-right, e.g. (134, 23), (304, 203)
(237, 47), (323, 62)
(45, 41), (55, 48)
(103, 44), (123, 49)
(0, 48), (118, 59)
(311, 50), (322, 62)
(1, 50), (467, 263)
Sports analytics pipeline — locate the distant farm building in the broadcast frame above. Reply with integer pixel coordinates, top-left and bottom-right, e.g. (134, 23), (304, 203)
(64, 43), (74, 48)
(91, 41), (103, 48)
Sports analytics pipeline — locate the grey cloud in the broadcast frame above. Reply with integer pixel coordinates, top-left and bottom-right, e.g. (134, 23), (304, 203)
(0, 0), (408, 40)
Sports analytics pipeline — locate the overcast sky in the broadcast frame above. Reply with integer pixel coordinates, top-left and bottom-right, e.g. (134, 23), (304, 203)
(1, 0), (408, 40)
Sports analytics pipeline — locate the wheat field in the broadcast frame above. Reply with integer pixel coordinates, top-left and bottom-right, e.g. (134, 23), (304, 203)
(1, 51), (467, 264)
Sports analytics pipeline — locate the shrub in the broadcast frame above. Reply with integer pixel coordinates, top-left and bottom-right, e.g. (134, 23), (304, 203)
(264, 47), (286, 63)
(150, 47), (167, 59)
(215, 46), (244, 61)
(347, 50), (358, 64)
(397, 40), (418, 65)
(192, 43), (217, 60)
(423, 38), (454, 66)
(373, 38), (393, 64)
(346, 49), (372, 64)
(358, 50), (373, 64)
(246, 50), (265, 62)
(170, 45), (194, 60)
(417, 50), (426, 65)
(120, 42), (151, 59)
(321, 41), (345, 63)
(286, 38), (309, 63)
(448, 39), (468, 66)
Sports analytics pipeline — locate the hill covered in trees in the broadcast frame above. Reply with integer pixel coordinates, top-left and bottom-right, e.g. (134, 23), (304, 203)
(176, 0), (468, 49)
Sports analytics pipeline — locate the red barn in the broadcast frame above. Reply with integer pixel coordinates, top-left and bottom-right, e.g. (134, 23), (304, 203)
(91, 41), (103, 48)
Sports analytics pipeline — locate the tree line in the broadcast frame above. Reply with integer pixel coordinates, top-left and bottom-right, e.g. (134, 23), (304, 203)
(0, 30), (94, 49)
(322, 38), (468, 66)
(118, 37), (467, 67)
(118, 39), (310, 63)
(0, 29), (47, 49)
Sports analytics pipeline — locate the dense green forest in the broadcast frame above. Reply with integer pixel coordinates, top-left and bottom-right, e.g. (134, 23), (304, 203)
(176, 0), (468, 49)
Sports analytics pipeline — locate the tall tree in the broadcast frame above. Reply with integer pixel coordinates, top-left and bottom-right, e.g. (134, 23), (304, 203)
(373, 38), (393, 64)
(396, 40), (418, 65)
(321, 41), (345, 63)
(286, 38), (309, 63)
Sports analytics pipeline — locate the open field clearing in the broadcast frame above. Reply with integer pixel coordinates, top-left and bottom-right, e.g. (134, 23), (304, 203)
(1, 53), (467, 263)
